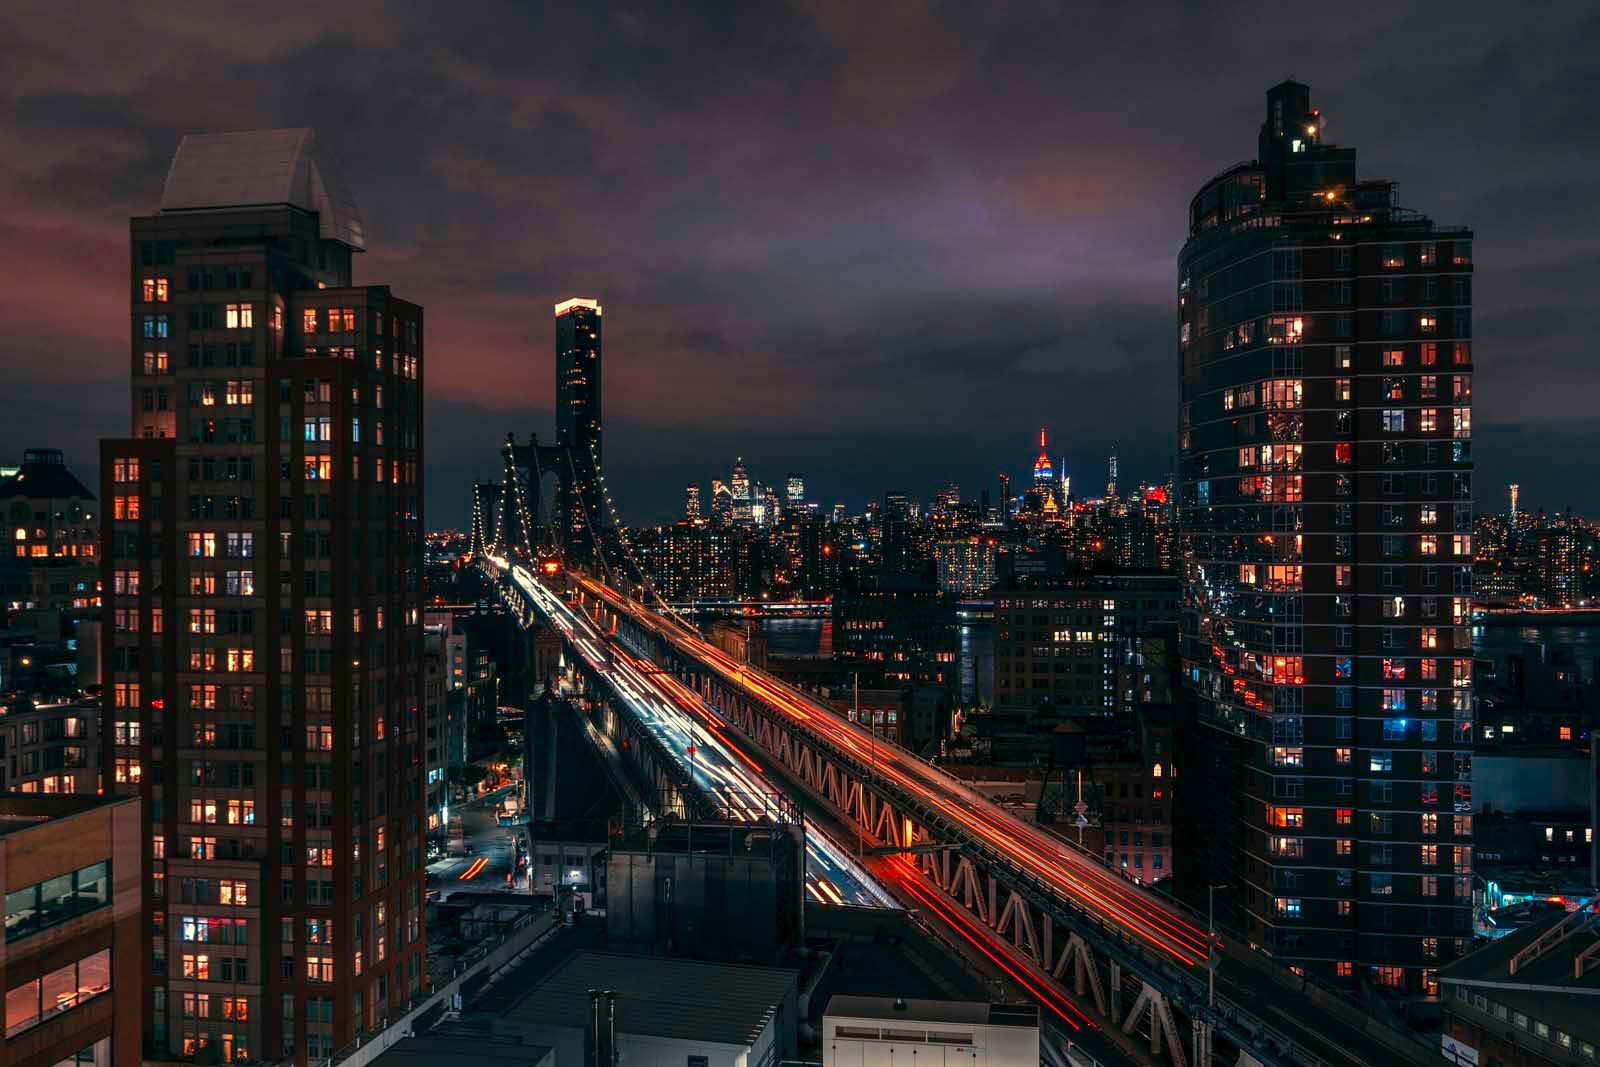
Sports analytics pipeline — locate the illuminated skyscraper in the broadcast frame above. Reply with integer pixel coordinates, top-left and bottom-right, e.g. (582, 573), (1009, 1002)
(1031, 427), (1055, 487)
(711, 479), (733, 525)
(1507, 482), (1519, 528)
(105, 129), (427, 1061)
(1178, 81), (1474, 996)
(555, 297), (602, 550)
(1106, 448), (1118, 499)
(730, 457), (752, 525)
(685, 482), (702, 523)
(786, 475), (805, 507)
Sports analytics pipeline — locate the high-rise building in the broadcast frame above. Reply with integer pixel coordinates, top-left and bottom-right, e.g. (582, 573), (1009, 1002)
(102, 129), (427, 1061)
(1177, 83), (1475, 996)
(785, 475), (805, 507)
(1106, 448), (1118, 500)
(710, 479), (733, 526)
(1032, 428), (1055, 490)
(1507, 482), (1519, 527)
(684, 482), (702, 523)
(881, 490), (913, 575)
(730, 457), (752, 525)
(555, 298), (602, 552)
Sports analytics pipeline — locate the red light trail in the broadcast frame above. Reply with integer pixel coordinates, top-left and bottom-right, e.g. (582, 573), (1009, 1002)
(581, 577), (1214, 970)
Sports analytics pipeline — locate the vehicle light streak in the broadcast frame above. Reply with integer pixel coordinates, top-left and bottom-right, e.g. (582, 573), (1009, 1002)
(502, 562), (895, 909)
(458, 857), (488, 881)
(890, 857), (1093, 1030)
(579, 576), (1212, 968)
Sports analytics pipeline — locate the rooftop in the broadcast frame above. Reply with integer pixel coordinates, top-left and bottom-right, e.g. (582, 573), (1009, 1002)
(160, 128), (365, 250)
(505, 950), (797, 1046)
(371, 1021), (551, 1067)
(0, 793), (128, 837)
(825, 994), (1039, 1028)
(1441, 908), (1600, 1033)
(0, 450), (94, 503)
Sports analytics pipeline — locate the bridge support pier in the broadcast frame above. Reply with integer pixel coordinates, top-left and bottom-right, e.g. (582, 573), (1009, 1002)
(1192, 1018), (1212, 1067)
(1122, 983), (1188, 1067)
(1108, 961), (1122, 1026)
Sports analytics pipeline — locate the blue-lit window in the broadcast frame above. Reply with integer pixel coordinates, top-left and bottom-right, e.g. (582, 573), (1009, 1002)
(1382, 717), (1408, 741)
(1421, 720), (1439, 742)
(1370, 751), (1393, 773)
(1197, 480), (1210, 504)
(1335, 657), (1352, 679)
(1370, 874), (1394, 896)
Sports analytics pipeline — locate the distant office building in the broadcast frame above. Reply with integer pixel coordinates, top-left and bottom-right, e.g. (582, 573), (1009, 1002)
(834, 576), (956, 688)
(993, 573), (1179, 713)
(934, 536), (997, 597)
(730, 457), (752, 524)
(0, 793), (142, 1066)
(823, 997), (1039, 1067)
(555, 298), (603, 552)
(1178, 81), (1476, 994)
(104, 128), (427, 1061)
(785, 474), (804, 507)
(880, 490), (914, 575)
(1, 449), (99, 616)
(710, 479), (732, 526)
(684, 482), (702, 523)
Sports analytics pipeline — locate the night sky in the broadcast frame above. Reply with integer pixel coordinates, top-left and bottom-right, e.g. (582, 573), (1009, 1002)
(2, 3), (1596, 526)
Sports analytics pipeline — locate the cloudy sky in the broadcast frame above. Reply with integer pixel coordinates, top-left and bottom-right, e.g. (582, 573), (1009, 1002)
(1, 2), (1595, 525)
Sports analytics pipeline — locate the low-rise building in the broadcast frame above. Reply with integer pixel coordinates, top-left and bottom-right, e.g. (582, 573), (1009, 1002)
(822, 996), (1039, 1067)
(0, 792), (142, 1067)
(497, 950), (799, 1067)
(1440, 908), (1600, 1066)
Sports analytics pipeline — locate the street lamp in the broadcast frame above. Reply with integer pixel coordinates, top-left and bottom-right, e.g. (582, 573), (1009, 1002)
(1207, 882), (1229, 1010)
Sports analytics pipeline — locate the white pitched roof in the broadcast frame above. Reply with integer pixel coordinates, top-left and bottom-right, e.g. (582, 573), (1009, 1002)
(160, 128), (366, 250)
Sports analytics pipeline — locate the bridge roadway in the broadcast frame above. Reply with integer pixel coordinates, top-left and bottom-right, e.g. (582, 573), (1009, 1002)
(575, 574), (1441, 1067)
(496, 556), (896, 910)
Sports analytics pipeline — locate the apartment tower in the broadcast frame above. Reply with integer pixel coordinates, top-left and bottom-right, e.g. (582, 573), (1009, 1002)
(101, 128), (427, 1062)
(1177, 83), (1475, 996)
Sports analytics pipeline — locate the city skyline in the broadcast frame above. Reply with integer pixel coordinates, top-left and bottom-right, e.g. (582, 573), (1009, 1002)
(2, 4), (1598, 524)
(2, 10), (1599, 1063)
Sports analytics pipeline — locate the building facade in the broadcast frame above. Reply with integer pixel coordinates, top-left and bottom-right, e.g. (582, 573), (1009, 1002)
(992, 573), (1179, 715)
(1178, 82), (1475, 994)
(0, 698), (99, 795)
(0, 794), (143, 1067)
(100, 128), (427, 1062)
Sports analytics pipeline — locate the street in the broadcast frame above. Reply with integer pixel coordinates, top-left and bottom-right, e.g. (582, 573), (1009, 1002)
(427, 787), (524, 900)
